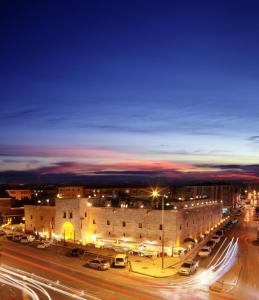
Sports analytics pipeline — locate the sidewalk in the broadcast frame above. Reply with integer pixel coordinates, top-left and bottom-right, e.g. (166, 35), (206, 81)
(128, 255), (181, 277)
(209, 260), (242, 294)
(128, 241), (205, 277)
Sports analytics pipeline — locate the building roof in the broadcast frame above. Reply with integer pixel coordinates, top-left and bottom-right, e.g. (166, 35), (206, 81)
(0, 189), (12, 199)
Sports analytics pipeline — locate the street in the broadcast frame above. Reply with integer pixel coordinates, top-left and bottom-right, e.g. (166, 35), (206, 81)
(0, 207), (258, 300)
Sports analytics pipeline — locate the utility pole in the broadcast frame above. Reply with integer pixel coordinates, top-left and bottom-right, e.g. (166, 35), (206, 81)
(161, 196), (165, 271)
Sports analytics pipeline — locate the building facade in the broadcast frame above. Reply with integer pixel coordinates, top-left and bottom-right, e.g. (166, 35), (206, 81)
(25, 197), (222, 255)
(24, 205), (55, 237)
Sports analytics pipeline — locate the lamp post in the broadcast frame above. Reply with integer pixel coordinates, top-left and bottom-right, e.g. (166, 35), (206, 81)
(151, 187), (164, 271)
(161, 196), (165, 271)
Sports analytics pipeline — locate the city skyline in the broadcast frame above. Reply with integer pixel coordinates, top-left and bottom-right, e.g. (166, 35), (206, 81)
(1, 0), (259, 183)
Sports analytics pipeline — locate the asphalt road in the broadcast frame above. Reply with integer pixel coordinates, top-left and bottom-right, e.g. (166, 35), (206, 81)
(1, 208), (258, 300)
(0, 239), (164, 300)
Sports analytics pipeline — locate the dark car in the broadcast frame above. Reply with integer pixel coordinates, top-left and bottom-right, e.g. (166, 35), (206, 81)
(70, 248), (84, 257)
(206, 240), (216, 249)
(0, 230), (6, 236)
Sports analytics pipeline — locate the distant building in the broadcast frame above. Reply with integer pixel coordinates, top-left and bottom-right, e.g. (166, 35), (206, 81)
(6, 189), (33, 200)
(180, 184), (237, 209)
(57, 186), (84, 199)
(0, 190), (24, 224)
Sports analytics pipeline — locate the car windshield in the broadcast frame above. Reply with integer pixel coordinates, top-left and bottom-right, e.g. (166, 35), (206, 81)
(116, 258), (124, 262)
(100, 260), (108, 264)
(181, 263), (191, 268)
(201, 249), (209, 252)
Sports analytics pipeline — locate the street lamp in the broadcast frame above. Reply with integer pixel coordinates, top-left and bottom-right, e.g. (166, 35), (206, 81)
(151, 187), (165, 271)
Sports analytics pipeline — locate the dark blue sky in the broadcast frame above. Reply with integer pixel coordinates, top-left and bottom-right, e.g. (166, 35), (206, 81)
(1, 0), (259, 181)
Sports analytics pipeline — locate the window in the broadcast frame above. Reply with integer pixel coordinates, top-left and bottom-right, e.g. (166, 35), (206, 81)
(123, 233), (125, 237)
(93, 219), (96, 224)
(85, 212), (87, 218)
(159, 236), (162, 240)
(108, 232), (111, 236)
(159, 224), (163, 230)
(193, 220), (195, 224)
(63, 212), (66, 218)
(30, 215), (33, 220)
(139, 223), (142, 228)
(69, 212), (73, 219)
(52, 217), (54, 222)
(139, 234), (142, 238)
(107, 220), (110, 225)
(179, 224), (182, 230)
(186, 222), (188, 228)
(122, 221), (126, 227)
(40, 216), (43, 221)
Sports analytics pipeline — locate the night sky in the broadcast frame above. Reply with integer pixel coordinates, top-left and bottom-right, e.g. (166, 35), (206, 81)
(1, 0), (259, 183)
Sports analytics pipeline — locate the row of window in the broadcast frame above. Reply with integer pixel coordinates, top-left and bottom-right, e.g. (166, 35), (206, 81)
(63, 212), (73, 219)
(30, 215), (54, 222)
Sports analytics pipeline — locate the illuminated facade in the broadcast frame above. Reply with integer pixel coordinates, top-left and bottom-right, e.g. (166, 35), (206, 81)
(24, 205), (55, 238)
(25, 197), (222, 254)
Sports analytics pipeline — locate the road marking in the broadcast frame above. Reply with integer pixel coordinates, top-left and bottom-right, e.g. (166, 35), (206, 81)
(2, 251), (151, 300)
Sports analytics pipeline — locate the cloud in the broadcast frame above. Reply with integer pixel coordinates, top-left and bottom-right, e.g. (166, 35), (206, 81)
(248, 136), (259, 143)
(0, 144), (131, 160)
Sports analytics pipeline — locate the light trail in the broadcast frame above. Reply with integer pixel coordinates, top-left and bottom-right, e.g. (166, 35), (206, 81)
(0, 264), (101, 300)
(159, 238), (239, 299)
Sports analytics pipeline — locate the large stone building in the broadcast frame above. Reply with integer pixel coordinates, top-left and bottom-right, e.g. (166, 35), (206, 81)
(24, 205), (55, 237)
(25, 197), (222, 255)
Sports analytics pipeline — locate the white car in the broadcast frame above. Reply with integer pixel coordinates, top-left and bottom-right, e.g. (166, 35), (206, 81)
(37, 241), (51, 249)
(27, 235), (35, 242)
(20, 236), (30, 243)
(198, 246), (211, 258)
(211, 235), (221, 243)
(85, 259), (110, 270)
(179, 260), (199, 276)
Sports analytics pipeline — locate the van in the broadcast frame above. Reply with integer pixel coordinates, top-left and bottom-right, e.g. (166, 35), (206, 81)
(111, 254), (128, 268)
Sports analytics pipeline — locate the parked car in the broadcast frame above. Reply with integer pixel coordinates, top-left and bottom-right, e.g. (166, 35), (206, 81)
(20, 236), (30, 243)
(6, 234), (13, 240)
(70, 248), (84, 257)
(211, 235), (221, 243)
(110, 254), (128, 268)
(198, 246), (212, 258)
(85, 259), (110, 271)
(13, 235), (23, 242)
(0, 230), (6, 236)
(179, 260), (199, 276)
(215, 230), (224, 237)
(37, 241), (51, 249)
(206, 240), (216, 249)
